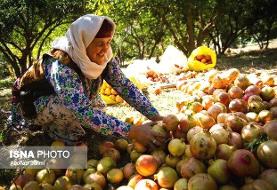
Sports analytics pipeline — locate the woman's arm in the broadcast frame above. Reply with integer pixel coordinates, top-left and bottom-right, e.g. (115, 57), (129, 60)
(103, 57), (162, 121)
(43, 57), (131, 137)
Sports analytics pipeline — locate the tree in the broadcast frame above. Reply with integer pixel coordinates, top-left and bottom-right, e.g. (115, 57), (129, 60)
(247, 0), (277, 49)
(0, 0), (87, 77)
(91, 0), (167, 61)
(209, 0), (277, 54)
(138, 0), (217, 56)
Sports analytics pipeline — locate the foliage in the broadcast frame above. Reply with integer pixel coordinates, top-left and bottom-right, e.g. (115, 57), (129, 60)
(90, 0), (167, 61)
(0, 0), (88, 77)
(210, 0), (277, 54)
(246, 0), (277, 49)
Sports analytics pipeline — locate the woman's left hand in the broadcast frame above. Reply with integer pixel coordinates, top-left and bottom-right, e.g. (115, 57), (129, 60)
(149, 114), (164, 122)
(128, 121), (165, 149)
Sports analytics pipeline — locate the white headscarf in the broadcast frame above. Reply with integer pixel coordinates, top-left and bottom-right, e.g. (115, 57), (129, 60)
(52, 14), (115, 79)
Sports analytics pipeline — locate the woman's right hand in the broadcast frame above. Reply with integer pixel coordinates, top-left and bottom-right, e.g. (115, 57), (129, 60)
(128, 121), (166, 149)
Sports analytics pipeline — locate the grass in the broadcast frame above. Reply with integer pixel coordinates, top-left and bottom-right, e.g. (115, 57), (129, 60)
(217, 48), (277, 72)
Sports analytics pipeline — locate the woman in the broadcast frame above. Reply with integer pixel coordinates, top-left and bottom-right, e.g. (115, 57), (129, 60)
(11, 14), (165, 147)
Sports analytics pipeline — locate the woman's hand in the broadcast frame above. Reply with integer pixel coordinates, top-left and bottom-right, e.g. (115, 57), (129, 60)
(149, 114), (164, 122)
(128, 121), (166, 149)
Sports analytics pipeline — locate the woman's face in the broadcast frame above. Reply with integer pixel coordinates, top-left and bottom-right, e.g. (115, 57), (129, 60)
(86, 37), (112, 65)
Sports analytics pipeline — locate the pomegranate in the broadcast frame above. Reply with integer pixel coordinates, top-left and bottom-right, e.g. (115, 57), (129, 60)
(209, 123), (230, 144)
(165, 154), (180, 168)
(116, 186), (134, 190)
(228, 86), (244, 99)
(225, 114), (247, 132)
(134, 179), (158, 190)
(215, 91), (231, 106)
(270, 107), (277, 119)
(82, 168), (96, 183)
(40, 183), (55, 190)
(168, 138), (186, 157)
(176, 158), (189, 174)
(151, 149), (166, 166)
(69, 185), (86, 190)
(189, 102), (203, 113)
(202, 95), (215, 110)
(180, 157), (206, 178)
(151, 123), (167, 137)
(65, 165), (84, 184)
(9, 184), (22, 190)
(87, 159), (98, 168)
(115, 138), (129, 151)
(261, 86), (275, 101)
(257, 140), (277, 168)
(22, 181), (40, 190)
(36, 169), (56, 185)
(23, 168), (38, 177)
(194, 112), (216, 129)
(53, 176), (72, 190)
(208, 159), (230, 184)
(246, 112), (259, 122)
(188, 173), (217, 190)
(227, 149), (260, 177)
(217, 113), (229, 123)
(248, 96), (267, 113)
(163, 114), (179, 131)
(127, 174), (143, 188)
(228, 132), (243, 148)
(107, 168), (124, 184)
(154, 167), (178, 188)
(241, 122), (262, 143)
(190, 131), (217, 160)
(270, 98), (277, 107)
(245, 85), (261, 96)
(259, 169), (277, 189)
(174, 178), (188, 190)
(258, 110), (272, 123)
(96, 157), (116, 174)
(83, 182), (102, 190)
(234, 74), (251, 90)
(226, 68), (240, 83)
(240, 179), (274, 190)
(130, 150), (142, 162)
(216, 144), (236, 160)
(208, 103), (226, 120)
(248, 94), (263, 102)
(51, 140), (65, 148)
(187, 126), (203, 143)
(133, 141), (147, 153)
(219, 185), (238, 190)
(174, 114), (196, 138)
(84, 172), (106, 188)
(98, 141), (114, 155)
(229, 99), (247, 113)
(135, 155), (158, 176)
(264, 120), (277, 140)
(14, 174), (33, 188)
(123, 163), (135, 179)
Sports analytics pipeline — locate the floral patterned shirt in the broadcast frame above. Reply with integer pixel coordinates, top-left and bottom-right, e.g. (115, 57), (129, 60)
(33, 56), (159, 137)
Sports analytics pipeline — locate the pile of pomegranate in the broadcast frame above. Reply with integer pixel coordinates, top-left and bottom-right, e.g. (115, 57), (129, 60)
(146, 69), (169, 83)
(9, 68), (277, 190)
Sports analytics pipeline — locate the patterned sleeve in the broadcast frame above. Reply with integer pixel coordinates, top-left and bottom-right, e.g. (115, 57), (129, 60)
(43, 57), (131, 137)
(103, 58), (160, 120)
